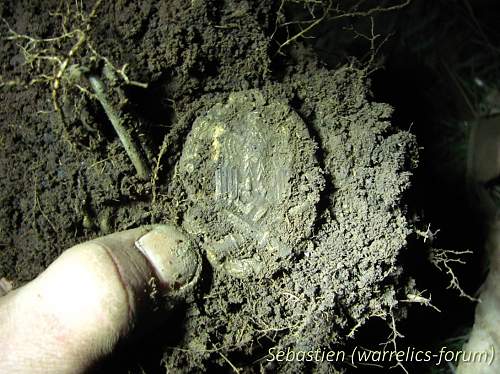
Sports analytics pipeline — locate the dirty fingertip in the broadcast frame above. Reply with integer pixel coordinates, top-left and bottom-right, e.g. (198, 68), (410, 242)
(135, 224), (200, 292)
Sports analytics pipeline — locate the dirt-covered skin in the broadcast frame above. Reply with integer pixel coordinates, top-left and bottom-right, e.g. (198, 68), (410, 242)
(1, 0), (417, 372)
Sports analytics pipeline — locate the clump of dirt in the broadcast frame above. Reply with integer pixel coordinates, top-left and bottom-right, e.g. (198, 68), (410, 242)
(1, 0), (418, 372)
(157, 64), (417, 372)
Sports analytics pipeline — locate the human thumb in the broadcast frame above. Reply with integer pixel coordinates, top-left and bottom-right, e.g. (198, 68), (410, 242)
(0, 224), (200, 374)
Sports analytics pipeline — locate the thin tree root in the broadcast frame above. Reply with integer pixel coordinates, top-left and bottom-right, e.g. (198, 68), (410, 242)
(88, 74), (150, 180)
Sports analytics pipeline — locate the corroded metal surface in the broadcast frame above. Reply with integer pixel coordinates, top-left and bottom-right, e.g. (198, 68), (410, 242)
(177, 90), (324, 278)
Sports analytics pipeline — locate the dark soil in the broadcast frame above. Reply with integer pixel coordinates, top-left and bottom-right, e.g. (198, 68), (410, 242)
(2, 0), (487, 373)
